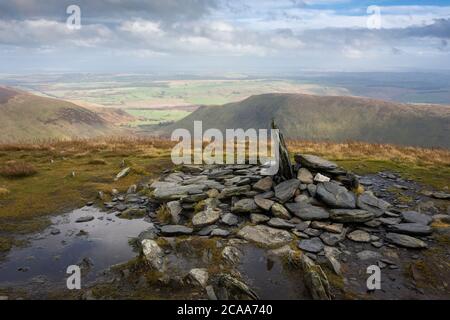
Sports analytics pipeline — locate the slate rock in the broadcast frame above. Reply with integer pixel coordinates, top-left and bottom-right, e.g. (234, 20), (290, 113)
(192, 208), (221, 228)
(237, 225), (293, 248)
(298, 237), (324, 253)
(271, 202), (291, 219)
(402, 211), (432, 225)
(329, 209), (374, 223)
(385, 233), (428, 249)
(274, 179), (300, 203)
(160, 225), (193, 236)
(295, 154), (338, 171)
(254, 197), (274, 211)
(268, 218), (296, 229)
(297, 168), (313, 184)
(357, 191), (391, 217)
(316, 182), (356, 209)
(388, 223), (432, 236)
(285, 203), (330, 220)
(253, 177), (273, 192)
(231, 198), (259, 214)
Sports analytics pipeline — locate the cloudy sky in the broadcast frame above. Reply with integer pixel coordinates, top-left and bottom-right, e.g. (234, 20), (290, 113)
(0, 0), (449, 73)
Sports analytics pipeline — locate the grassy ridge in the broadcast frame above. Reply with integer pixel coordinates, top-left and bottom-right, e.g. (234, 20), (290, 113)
(0, 87), (129, 142)
(162, 93), (450, 148)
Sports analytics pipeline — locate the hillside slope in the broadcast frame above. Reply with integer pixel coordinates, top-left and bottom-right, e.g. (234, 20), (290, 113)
(0, 87), (130, 142)
(162, 93), (450, 148)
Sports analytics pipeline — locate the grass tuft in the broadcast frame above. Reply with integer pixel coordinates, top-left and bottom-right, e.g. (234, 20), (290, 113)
(0, 161), (37, 178)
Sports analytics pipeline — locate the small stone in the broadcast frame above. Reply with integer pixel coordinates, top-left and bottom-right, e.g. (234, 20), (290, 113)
(307, 184), (317, 197)
(127, 184), (137, 194)
(385, 233), (428, 249)
(237, 225), (293, 248)
(268, 218), (296, 229)
(402, 211), (432, 225)
(222, 246), (242, 265)
(221, 213), (239, 226)
(320, 232), (344, 246)
(297, 168), (313, 184)
(210, 229), (230, 237)
(254, 197), (274, 211)
(295, 154), (338, 171)
(250, 213), (270, 224)
(206, 189), (220, 198)
(167, 201), (182, 224)
(232, 198), (260, 214)
(316, 182), (356, 209)
(388, 223), (432, 236)
(298, 237), (324, 253)
(285, 203), (329, 220)
(274, 179), (300, 203)
(371, 241), (384, 248)
(347, 230), (371, 243)
(160, 225), (193, 236)
(304, 228), (322, 237)
(75, 216), (95, 223)
(188, 268), (209, 287)
(329, 209), (374, 223)
(141, 239), (166, 272)
(314, 173), (331, 183)
(253, 176), (273, 192)
(294, 194), (310, 203)
(50, 228), (61, 235)
(357, 191), (391, 217)
(114, 167), (130, 181)
(271, 203), (291, 220)
(192, 208), (221, 228)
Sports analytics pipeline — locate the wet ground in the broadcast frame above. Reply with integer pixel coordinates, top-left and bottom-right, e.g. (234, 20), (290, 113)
(0, 207), (152, 295)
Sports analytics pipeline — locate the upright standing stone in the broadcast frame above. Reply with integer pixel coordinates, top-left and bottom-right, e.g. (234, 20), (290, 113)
(272, 120), (294, 180)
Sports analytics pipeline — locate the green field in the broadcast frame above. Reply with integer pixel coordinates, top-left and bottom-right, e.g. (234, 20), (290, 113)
(29, 79), (348, 108)
(124, 109), (191, 127)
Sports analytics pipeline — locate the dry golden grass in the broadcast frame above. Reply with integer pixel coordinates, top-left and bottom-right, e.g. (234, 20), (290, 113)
(0, 187), (9, 197)
(286, 140), (450, 166)
(0, 161), (37, 178)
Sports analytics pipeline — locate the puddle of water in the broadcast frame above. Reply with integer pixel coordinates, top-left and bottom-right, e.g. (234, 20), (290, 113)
(0, 207), (151, 289)
(237, 245), (308, 300)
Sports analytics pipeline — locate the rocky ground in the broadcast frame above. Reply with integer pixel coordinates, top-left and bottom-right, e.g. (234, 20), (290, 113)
(1, 150), (449, 300)
(72, 151), (450, 300)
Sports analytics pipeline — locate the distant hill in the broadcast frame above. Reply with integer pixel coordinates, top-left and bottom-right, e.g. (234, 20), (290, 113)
(162, 93), (450, 148)
(0, 87), (132, 142)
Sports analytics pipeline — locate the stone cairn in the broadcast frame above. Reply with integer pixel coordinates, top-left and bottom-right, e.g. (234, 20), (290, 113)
(115, 129), (438, 300)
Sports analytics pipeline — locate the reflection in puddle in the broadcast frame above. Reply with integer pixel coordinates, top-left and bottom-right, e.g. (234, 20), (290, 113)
(0, 207), (151, 289)
(237, 245), (308, 300)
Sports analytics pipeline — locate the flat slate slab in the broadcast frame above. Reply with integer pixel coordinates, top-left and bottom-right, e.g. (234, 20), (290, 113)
(285, 203), (330, 220)
(297, 237), (324, 253)
(274, 179), (300, 203)
(237, 225), (293, 248)
(160, 225), (193, 236)
(316, 182), (356, 209)
(329, 209), (374, 223)
(388, 223), (432, 236)
(401, 211), (432, 225)
(294, 154), (338, 171)
(386, 233), (427, 249)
